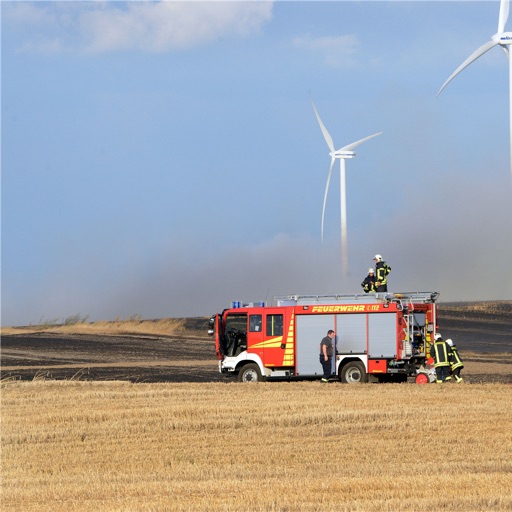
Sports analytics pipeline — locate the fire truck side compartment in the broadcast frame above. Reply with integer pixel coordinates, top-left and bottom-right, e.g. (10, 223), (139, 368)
(368, 359), (387, 373)
(368, 313), (397, 358)
(295, 310), (397, 376)
(336, 313), (366, 353)
(296, 314), (335, 375)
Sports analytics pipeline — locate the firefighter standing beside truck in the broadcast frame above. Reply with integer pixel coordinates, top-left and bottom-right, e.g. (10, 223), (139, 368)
(447, 338), (465, 383)
(431, 333), (453, 383)
(374, 254), (391, 292)
(319, 330), (335, 383)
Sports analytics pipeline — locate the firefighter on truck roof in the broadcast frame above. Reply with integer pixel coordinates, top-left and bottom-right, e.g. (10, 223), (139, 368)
(373, 254), (391, 292)
(361, 268), (377, 293)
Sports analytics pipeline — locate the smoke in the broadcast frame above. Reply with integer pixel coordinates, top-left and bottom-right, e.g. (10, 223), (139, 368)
(366, 172), (512, 301)
(107, 171), (510, 318)
(2, 164), (511, 327)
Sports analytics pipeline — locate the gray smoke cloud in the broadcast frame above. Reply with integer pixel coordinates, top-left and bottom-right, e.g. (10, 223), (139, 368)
(2, 166), (511, 327)
(4, 182), (510, 326)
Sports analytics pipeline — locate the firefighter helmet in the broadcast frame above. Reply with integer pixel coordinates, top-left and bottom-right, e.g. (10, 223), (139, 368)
(434, 333), (442, 341)
(374, 254), (382, 261)
(446, 338), (453, 347)
(368, 268), (374, 273)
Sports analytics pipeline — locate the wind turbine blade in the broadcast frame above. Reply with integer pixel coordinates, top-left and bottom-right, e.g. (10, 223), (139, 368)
(498, 0), (510, 34)
(340, 132), (383, 152)
(437, 39), (499, 96)
(321, 156), (336, 242)
(310, 93), (335, 153)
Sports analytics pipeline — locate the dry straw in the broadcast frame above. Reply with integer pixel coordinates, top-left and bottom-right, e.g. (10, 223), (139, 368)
(0, 318), (190, 337)
(2, 381), (512, 511)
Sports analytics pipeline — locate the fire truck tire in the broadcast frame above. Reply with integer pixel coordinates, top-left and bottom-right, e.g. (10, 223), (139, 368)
(340, 361), (367, 384)
(238, 363), (264, 383)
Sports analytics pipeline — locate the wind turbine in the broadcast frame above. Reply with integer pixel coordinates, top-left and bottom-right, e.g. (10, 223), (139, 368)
(438, 0), (512, 178)
(310, 93), (382, 277)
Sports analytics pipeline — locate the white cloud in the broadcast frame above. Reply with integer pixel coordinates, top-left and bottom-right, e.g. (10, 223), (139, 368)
(4, 1), (274, 54)
(292, 33), (359, 68)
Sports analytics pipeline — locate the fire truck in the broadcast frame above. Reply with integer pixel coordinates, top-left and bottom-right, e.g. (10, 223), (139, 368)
(208, 292), (439, 384)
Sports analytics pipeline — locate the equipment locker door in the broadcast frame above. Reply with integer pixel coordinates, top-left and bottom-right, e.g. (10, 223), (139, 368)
(296, 314), (335, 376)
(368, 313), (397, 358)
(335, 313), (367, 354)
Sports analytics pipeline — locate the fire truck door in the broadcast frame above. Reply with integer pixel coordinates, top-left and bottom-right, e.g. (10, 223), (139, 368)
(262, 312), (285, 367)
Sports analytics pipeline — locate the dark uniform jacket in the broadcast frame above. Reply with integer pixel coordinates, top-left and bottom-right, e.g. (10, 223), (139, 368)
(431, 340), (452, 368)
(376, 261), (391, 290)
(361, 275), (376, 293)
(449, 345), (464, 370)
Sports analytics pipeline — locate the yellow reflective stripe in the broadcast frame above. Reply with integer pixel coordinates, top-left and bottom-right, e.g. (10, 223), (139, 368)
(282, 312), (295, 366)
(376, 267), (387, 284)
(251, 336), (283, 349)
(252, 312), (295, 366)
(433, 341), (450, 365)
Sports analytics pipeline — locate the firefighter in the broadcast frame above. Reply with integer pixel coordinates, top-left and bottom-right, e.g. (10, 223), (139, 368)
(361, 268), (377, 293)
(319, 329), (335, 383)
(431, 333), (453, 383)
(446, 338), (464, 383)
(373, 254), (391, 292)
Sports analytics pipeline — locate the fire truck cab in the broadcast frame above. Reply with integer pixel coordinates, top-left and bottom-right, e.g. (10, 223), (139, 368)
(208, 292), (439, 383)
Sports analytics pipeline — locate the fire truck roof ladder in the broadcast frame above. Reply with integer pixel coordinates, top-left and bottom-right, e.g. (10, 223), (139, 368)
(274, 292), (439, 306)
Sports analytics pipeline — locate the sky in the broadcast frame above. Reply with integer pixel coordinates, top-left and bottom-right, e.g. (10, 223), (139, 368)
(2, 0), (512, 327)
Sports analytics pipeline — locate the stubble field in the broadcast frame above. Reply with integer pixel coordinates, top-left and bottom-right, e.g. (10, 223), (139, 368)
(1, 302), (511, 511)
(2, 381), (512, 511)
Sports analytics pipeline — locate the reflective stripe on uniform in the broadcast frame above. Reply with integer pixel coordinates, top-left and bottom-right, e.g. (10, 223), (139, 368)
(432, 341), (450, 367)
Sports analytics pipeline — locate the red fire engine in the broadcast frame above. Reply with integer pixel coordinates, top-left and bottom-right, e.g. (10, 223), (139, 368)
(208, 292), (439, 383)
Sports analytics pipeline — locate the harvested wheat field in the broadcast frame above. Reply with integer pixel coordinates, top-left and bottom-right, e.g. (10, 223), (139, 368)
(2, 380), (512, 511)
(1, 303), (511, 510)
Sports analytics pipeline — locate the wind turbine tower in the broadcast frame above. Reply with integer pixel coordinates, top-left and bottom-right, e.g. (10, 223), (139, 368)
(310, 94), (382, 278)
(438, 0), (512, 179)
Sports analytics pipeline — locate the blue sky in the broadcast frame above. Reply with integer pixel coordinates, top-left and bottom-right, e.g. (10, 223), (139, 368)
(2, 1), (512, 326)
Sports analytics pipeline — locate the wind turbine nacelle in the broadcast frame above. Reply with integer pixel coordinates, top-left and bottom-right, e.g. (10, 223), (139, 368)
(496, 32), (512, 45)
(331, 150), (356, 159)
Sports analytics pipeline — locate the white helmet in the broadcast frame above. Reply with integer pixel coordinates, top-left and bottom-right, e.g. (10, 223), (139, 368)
(374, 254), (382, 261)
(368, 268), (374, 273)
(446, 339), (453, 347)
(434, 333), (442, 341)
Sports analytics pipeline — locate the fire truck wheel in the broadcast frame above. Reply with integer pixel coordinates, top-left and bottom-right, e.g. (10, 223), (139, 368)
(340, 361), (367, 384)
(238, 363), (264, 383)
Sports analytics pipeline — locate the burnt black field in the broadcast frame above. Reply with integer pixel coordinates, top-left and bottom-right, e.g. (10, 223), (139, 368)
(1, 304), (511, 383)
